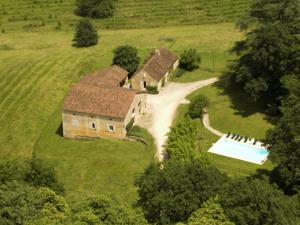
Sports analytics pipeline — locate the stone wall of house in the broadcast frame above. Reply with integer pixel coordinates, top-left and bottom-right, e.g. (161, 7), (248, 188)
(131, 70), (159, 90)
(124, 93), (147, 125)
(62, 111), (127, 139)
(62, 93), (147, 140)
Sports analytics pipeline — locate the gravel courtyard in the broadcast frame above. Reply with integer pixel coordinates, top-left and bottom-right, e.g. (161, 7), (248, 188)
(136, 77), (219, 161)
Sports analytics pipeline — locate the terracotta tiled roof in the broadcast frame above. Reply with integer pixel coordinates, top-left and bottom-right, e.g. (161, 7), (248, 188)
(63, 84), (136, 119)
(80, 65), (128, 88)
(139, 48), (178, 81)
(63, 65), (135, 119)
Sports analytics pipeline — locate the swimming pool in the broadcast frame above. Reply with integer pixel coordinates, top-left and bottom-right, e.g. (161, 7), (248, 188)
(208, 136), (269, 165)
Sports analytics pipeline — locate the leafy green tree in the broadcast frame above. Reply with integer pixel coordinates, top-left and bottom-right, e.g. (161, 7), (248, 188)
(73, 19), (99, 48)
(267, 75), (300, 194)
(179, 48), (201, 71)
(25, 159), (65, 195)
(74, 0), (115, 19)
(188, 196), (234, 225)
(221, 177), (299, 225)
(0, 159), (64, 195)
(72, 195), (147, 225)
(188, 95), (209, 119)
(227, 0), (300, 111)
(136, 160), (229, 224)
(0, 182), (71, 225)
(166, 117), (202, 161)
(113, 45), (140, 77)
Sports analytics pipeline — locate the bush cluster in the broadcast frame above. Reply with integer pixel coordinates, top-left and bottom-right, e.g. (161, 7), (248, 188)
(188, 95), (209, 119)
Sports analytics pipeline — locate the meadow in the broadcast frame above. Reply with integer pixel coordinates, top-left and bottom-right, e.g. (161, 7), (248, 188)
(0, 23), (242, 203)
(0, 0), (253, 31)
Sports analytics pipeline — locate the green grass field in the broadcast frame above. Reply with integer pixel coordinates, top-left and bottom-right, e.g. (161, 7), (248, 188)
(34, 108), (154, 203)
(174, 80), (274, 177)
(0, 0), (253, 31)
(0, 23), (242, 203)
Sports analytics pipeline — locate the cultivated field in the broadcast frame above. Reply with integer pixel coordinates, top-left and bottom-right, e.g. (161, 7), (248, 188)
(0, 0), (253, 30)
(0, 23), (242, 203)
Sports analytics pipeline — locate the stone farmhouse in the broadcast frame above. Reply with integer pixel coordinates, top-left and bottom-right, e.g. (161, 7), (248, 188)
(62, 48), (178, 139)
(62, 65), (146, 139)
(131, 48), (179, 92)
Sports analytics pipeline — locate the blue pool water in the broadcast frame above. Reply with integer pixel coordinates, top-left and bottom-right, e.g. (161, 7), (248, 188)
(208, 137), (269, 165)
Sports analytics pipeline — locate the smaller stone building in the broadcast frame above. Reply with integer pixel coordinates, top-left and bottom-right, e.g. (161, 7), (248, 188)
(62, 65), (146, 139)
(131, 48), (179, 92)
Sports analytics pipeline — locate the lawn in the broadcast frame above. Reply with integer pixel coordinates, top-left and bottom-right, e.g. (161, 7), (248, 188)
(0, 23), (242, 203)
(174, 80), (274, 178)
(34, 108), (154, 204)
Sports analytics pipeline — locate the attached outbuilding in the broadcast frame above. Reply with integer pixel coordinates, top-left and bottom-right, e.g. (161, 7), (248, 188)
(62, 65), (146, 139)
(131, 48), (179, 92)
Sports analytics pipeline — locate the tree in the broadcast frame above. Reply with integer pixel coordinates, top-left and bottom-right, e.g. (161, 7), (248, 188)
(266, 75), (300, 194)
(166, 117), (202, 161)
(113, 45), (140, 77)
(0, 182), (71, 225)
(188, 196), (234, 225)
(25, 159), (65, 195)
(179, 48), (201, 71)
(188, 95), (209, 119)
(221, 177), (299, 225)
(227, 0), (300, 112)
(0, 159), (64, 195)
(73, 19), (99, 48)
(72, 195), (148, 225)
(136, 160), (229, 224)
(74, 0), (115, 19)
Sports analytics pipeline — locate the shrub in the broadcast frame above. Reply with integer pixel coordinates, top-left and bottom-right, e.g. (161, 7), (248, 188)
(174, 68), (186, 77)
(73, 19), (98, 48)
(146, 86), (158, 95)
(113, 45), (140, 76)
(188, 95), (209, 119)
(179, 48), (201, 71)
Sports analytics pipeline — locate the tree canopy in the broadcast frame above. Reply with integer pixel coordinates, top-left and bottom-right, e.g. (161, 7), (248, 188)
(221, 177), (299, 225)
(112, 45), (140, 77)
(136, 160), (229, 224)
(73, 19), (99, 48)
(74, 0), (116, 19)
(188, 196), (234, 225)
(227, 0), (300, 112)
(179, 48), (201, 71)
(267, 75), (300, 194)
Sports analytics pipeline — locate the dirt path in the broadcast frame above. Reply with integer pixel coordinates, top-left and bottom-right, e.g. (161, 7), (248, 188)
(136, 77), (219, 161)
(202, 112), (224, 137)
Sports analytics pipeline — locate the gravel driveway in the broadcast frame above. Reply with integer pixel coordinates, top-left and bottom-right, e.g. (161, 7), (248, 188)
(136, 77), (219, 161)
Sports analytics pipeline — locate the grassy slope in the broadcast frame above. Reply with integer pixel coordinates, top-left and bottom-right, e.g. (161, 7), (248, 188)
(174, 80), (274, 177)
(0, 23), (242, 202)
(0, 0), (252, 31)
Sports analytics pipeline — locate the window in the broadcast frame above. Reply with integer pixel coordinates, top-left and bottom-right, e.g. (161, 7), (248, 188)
(108, 125), (115, 132)
(89, 122), (96, 130)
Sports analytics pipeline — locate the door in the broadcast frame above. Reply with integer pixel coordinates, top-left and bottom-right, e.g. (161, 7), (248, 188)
(140, 80), (147, 90)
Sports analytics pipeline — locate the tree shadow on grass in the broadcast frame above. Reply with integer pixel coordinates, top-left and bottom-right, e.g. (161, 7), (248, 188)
(212, 78), (276, 125)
